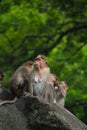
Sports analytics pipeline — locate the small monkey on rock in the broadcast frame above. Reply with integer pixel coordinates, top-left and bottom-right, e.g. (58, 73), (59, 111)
(0, 61), (33, 105)
(39, 73), (68, 107)
(55, 81), (68, 107)
(50, 74), (68, 107)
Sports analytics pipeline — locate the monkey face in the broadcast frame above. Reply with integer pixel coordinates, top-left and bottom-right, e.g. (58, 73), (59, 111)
(24, 61), (33, 67)
(34, 57), (48, 69)
(59, 81), (68, 91)
(34, 58), (42, 69)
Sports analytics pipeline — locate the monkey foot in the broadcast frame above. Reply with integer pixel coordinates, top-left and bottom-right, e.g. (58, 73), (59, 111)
(24, 92), (37, 98)
(24, 92), (33, 97)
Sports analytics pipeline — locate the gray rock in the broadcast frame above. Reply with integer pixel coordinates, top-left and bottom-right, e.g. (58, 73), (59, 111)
(0, 96), (87, 130)
(0, 86), (13, 100)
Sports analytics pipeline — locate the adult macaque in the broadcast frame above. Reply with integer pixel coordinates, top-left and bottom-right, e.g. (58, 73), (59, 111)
(38, 73), (57, 104)
(38, 80), (56, 104)
(0, 61), (33, 105)
(10, 61), (34, 97)
(30, 55), (50, 97)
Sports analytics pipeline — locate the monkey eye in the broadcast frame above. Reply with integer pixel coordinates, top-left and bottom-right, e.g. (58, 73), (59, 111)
(35, 58), (41, 61)
(29, 63), (33, 65)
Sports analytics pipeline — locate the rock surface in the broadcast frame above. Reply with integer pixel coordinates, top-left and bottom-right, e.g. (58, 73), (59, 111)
(0, 88), (87, 130)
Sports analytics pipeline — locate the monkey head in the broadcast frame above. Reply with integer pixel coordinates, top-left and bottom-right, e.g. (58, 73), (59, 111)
(23, 61), (33, 68)
(34, 55), (48, 69)
(0, 71), (4, 81)
(58, 81), (68, 91)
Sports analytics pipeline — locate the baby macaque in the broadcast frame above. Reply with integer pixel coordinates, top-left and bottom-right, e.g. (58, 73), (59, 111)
(45, 73), (68, 107)
(52, 74), (68, 107)
(0, 61), (33, 105)
(30, 55), (50, 97)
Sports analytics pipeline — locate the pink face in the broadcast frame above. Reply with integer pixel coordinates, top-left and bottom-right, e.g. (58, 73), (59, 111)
(34, 57), (47, 69)
(27, 62), (33, 67)
(59, 81), (68, 90)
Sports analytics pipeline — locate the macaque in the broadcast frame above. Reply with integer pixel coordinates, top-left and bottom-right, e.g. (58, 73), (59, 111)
(38, 81), (56, 104)
(30, 55), (50, 97)
(0, 71), (4, 93)
(10, 61), (33, 98)
(0, 61), (33, 105)
(40, 73), (68, 107)
(38, 73), (57, 104)
(52, 74), (68, 107)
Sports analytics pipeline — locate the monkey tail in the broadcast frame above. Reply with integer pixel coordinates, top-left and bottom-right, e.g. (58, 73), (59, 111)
(0, 97), (17, 106)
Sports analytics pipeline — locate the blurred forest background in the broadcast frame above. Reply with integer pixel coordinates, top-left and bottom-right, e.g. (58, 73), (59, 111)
(0, 0), (87, 124)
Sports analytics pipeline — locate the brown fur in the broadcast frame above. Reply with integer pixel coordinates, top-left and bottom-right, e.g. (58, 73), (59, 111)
(0, 61), (33, 105)
(30, 55), (50, 97)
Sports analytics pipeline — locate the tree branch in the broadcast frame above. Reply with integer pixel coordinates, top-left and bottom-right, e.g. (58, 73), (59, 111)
(66, 100), (87, 109)
(46, 23), (87, 53)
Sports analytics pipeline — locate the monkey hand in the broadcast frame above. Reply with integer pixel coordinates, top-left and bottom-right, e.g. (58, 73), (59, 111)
(23, 92), (33, 97)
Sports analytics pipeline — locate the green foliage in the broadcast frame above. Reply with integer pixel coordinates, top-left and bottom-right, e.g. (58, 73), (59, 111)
(0, 0), (87, 124)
